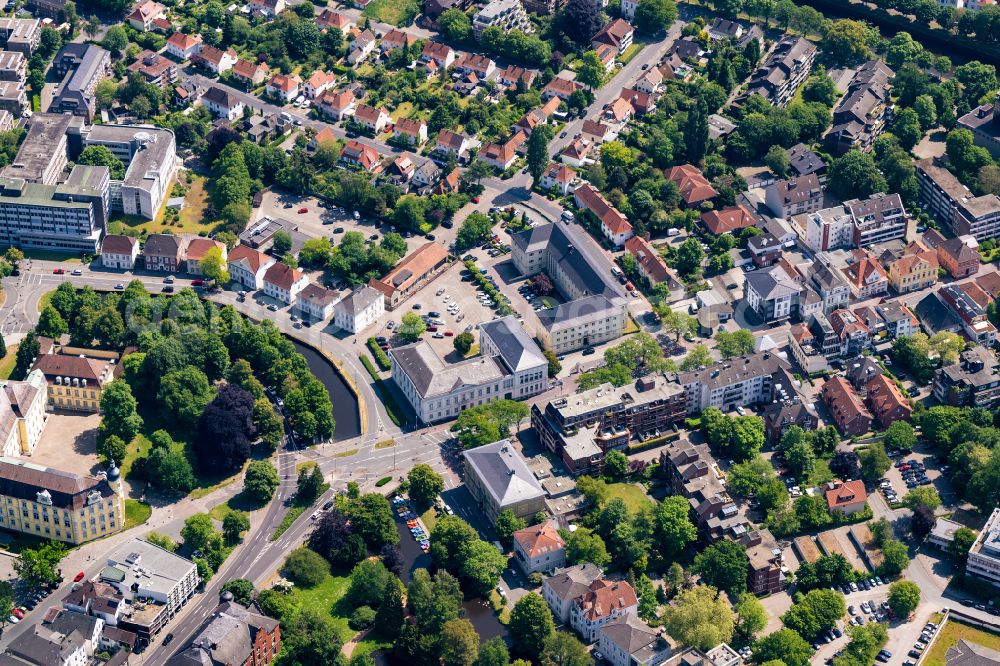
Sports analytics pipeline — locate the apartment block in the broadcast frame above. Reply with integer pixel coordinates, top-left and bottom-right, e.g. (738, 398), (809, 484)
(933, 346), (1000, 409)
(736, 36), (816, 107)
(826, 60), (894, 155)
(967, 508), (1000, 589)
(916, 158), (1000, 241)
(473, 0), (531, 39)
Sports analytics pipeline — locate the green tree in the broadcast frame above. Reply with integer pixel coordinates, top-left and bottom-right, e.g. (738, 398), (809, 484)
(99, 380), (143, 444)
(714, 329), (755, 359)
(542, 631), (593, 666)
(374, 579), (405, 638)
(13, 541), (66, 586)
(673, 238), (704, 278)
(455, 213), (494, 251)
(496, 509), (527, 548)
(828, 150), (888, 200)
(734, 592), (767, 643)
(283, 546), (330, 587)
(764, 144), (791, 177)
(660, 310), (697, 342)
(347, 493), (399, 547)
(453, 400), (529, 449)
(36, 305), (68, 339)
(634, 0), (677, 33)
(223, 510), (250, 545)
(272, 230), (292, 255)
(883, 421), (916, 452)
(902, 486), (941, 511)
(97, 434), (127, 466)
(662, 585), (735, 651)
(454, 331), (475, 355)
(821, 19), (873, 65)
(564, 527), (610, 567)
(879, 539), (910, 577)
(13, 330), (39, 380)
(438, 8), (472, 41)
(576, 51), (607, 89)
(297, 464), (326, 504)
(244, 461), (280, 503)
(692, 540), (749, 596)
(859, 442), (891, 481)
(605, 449), (629, 478)
(951, 527), (977, 561)
(408, 464), (444, 508)
(400, 311), (427, 342)
(103, 25), (128, 54)
(753, 629), (813, 666)
(653, 495), (697, 560)
(200, 246), (230, 284)
(887, 580), (920, 618)
(442, 619), (481, 666)
(782, 589), (845, 641)
(77, 145), (126, 179)
(510, 593), (555, 657)
(685, 99), (709, 163)
(157, 366), (215, 428)
(476, 638), (510, 666)
(892, 107), (924, 150)
(527, 125), (555, 184)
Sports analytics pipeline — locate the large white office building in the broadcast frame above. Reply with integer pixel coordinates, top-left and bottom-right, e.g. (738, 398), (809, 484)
(967, 508), (1000, 589)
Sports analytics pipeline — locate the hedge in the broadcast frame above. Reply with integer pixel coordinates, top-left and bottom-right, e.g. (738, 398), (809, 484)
(359, 356), (405, 426)
(367, 338), (391, 371)
(375, 476), (392, 487)
(464, 261), (513, 316)
(627, 430), (680, 453)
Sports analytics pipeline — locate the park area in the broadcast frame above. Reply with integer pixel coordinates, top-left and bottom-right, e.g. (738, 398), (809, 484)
(924, 619), (1000, 666)
(362, 0), (420, 25)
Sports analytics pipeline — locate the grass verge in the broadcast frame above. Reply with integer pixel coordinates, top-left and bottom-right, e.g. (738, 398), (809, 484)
(924, 619), (1000, 666)
(359, 356), (406, 426)
(334, 448), (359, 458)
(37, 289), (55, 313)
(375, 439), (397, 449)
(0, 345), (17, 380)
(420, 506), (437, 533)
(124, 499), (152, 530)
(271, 506), (306, 540)
(605, 482), (654, 513)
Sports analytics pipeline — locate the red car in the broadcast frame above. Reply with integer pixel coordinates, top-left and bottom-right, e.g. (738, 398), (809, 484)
(191, 279), (204, 286)
(11, 609), (23, 618)
(297, 207), (308, 214)
(73, 572), (85, 583)
(444, 331), (454, 337)
(427, 326), (438, 332)
(472, 196), (480, 204)
(53, 268), (64, 274)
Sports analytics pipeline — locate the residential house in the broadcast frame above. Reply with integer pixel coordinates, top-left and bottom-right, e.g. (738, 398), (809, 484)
(127, 0), (166, 32)
(303, 69), (335, 99)
(227, 244), (276, 290)
(745, 529), (788, 595)
(933, 346), (1000, 409)
(420, 41), (456, 68)
(200, 86), (243, 120)
(592, 18), (634, 55)
(542, 76), (582, 101)
(340, 140), (381, 172)
(937, 282), (998, 345)
(232, 59), (269, 87)
(594, 43), (618, 72)
(353, 103), (391, 133)
(597, 615), (672, 666)
(100, 235), (138, 270)
(453, 53), (496, 79)
(876, 301), (919, 339)
(126, 50), (176, 90)
(633, 67), (663, 95)
(381, 28), (417, 52)
(542, 564), (603, 625)
(747, 233), (785, 268)
(249, 0), (285, 16)
(560, 136), (594, 168)
(184, 238), (226, 276)
(937, 235), (980, 279)
(463, 440), (546, 523)
(480, 131), (526, 171)
(244, 114), (282, 144)
(434, 129), (475, 162)
(707, 17), (746, 41)
(822, 376), (872, 437)
(825, 479), (868, 516)
(865, 373), (911, 428)
(315, 88), (355, 121)
(620, 0), (637, 19)
(316, 9), (353, 32)
(142, 233), (185, 272)
(826, 60), (894, 155)
(666, 164), (718, 207)
(334, 286), (385, 333)
(165, 32), (202, 60)
(389, 154), (416, 185)
(348, 30), (376, 65)
(604, 97), (634, 124)
(393, 117), (427, 146)
(497, 65), (537, 89)
(513, 521), (566, 574)
(787, 143), (827, 180)
(744, 264), (800, 322)
(191, 45), (237, 74)
(958, 94), (1000, 160)
(765, 174), (823, 219)
(827, 308), (871, 356)
(412, 158), (442, 190)
(700, 205), (755, 236)
(841, 248), (888, 298)
(266, 73), (301, 102)
(624, 236), (681, 292)
(582, 119), (615, 144)
(574, 183), (633, 246)
(432, 167), (460, 193)
(172, 601), (280, 666)
(296, 284), (341, 322)
(845, 192), (908, 247)
(262, 262), (309, 305)
(539, 163), (576, 195)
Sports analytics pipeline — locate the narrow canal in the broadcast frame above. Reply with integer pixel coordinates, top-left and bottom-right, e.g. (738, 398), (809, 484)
(289, 339), (362, 441)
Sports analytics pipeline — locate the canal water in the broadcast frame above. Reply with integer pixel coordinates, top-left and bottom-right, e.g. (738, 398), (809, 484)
(393, 521), (506, 641)
(289, 339), (362, 441)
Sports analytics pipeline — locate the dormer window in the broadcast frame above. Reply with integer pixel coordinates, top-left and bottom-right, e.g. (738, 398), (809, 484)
(36, 490), (52, 506)
(87, 491), (102, 506)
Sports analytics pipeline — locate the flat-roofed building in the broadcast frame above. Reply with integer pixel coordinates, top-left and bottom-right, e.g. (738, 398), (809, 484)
(50, 44), (111, 121)
(463, 439), (546, 523)
(0, 18), (40, 56)
(916, 158), (1000, 241)
(967, 508), (1000, 589)
(0, 457), (123, 545)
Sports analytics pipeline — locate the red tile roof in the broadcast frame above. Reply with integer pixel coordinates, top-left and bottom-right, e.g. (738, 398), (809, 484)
(825, 479), (866, 510)
(228, 245), (271, 273)
(513, 522), (565, 558)
(700, 205), (755, 235)
(264, 262), (305, 290)
(667, 164), (718, 205)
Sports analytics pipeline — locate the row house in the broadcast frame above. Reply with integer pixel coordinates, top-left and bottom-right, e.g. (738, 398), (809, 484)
(348, 30), (376, 65)
(142, 233), (186, 272)
(542, 76), (582, 101)
(480, 131), (526, 171)
(315, 88), (355, 121)
(165, 32), (202, 60)
(666, 164), (718, 207)
(394, 117), (427, 146)
(822, 376), (873, 437)
(496, 65), (537, 89)
(381, 28), (417, 52)
(191, 45), (237, 74)
(453, 52), (496, 79)
(539, 163), (576, 195)
(592, 18), (633, 55)
(354, 103), (392, 133)
(937, 282), (998, 345)
(887, 241), (938, 294)
(841, 248), (888, 299)
(876, 301), (920, 339)
(765, 174), (823, 219)
(574, 183), (633, 247)
(865, 373), (912, 428)
(232, 59), (269, 86)
(420, 41), (456, 68)
(296, 283), (341, 322)
(266, 73), (301, 102)
(744, 264), (800, 323)
(434, 129), (475, 162)
(227, 245), (276, 290)
(617, 88), (656, 115)
(340, 140), (381, 172)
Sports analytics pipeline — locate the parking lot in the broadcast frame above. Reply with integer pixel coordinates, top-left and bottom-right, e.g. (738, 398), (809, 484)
(881, 448), (953, 506)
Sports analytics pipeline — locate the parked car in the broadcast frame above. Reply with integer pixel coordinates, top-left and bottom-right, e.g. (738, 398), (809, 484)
(73, 572), (85, 582)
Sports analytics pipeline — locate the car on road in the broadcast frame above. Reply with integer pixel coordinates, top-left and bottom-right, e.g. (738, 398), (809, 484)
(53, 268), (64, 274)
(164, 275), (175, 283)
(115, 283), (124, 289)
(333, 227), (344, 234)
(7, 615), (18, 624)
(298, 207), (308, 214)
(472, 196), (480, 204)
(73, 572), (85, 582)
(267, 304), (278, 311)
(323, 501), (334, 510)
(163, 633), (174, 646)
(71, 269), (82, 276)
(191, 279), (204, 286)
(11, 609), (23, 618)
(162, 285), (174, 293)
(582, 347), (596, 355)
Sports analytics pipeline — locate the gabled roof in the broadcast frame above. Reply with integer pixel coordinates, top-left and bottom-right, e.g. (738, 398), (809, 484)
(593, 18), (633, 47)
(267, 73), (301, 92)
(480, 315), (546, 372)
(102, 234), (137, 254)
(575, 183), (631, 235)
(263, 262), (305, 290)
(513, 521), (565, 558)
(202, 86), (241, 109)
(317, 88), (355, 110)
(185, 237), (224, 261)
(166, 32), (202, 50)
(227, 244), (272, 273)
(354, 103), (389, 124)
(666, 164), (718, 205)
(395, 117), (426, 136)
(745, 264), (799, 300)
(701, 205), (755, 235)
(143, 233), (184, 257)
(842, 249), (887, 289)
(232, 59), (267, 80)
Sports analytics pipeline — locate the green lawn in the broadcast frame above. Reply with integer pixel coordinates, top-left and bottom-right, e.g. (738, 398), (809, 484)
(124, 499), (152, 530)
(23, 251), (84, 263)
(924, 620), (1000, 666)
(107, 174), (214, 238)
(290, 572), (356, 642)
(375, 439), (397, 450)
(271, 507), (306, 540)
(0, 345), (17, 380)
(420, 506), (437, 533)
(807, 459), (835, 487)
(606, 483), (654, 513)
(616, 42), (644, 65)
(362, 0), (420, 25)
(37, 289), (55, 313)
(121, 433), (153, 480)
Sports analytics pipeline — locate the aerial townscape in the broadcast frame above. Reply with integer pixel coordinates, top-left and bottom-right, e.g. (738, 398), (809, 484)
(1, 0), (1000, 664)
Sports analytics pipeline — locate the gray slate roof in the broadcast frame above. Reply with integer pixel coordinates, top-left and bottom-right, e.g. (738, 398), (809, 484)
(745, 265), (799, 300)
(390, 341), (507, 399)
(480, 316), (546, 372)
(463, 439), (545, 508)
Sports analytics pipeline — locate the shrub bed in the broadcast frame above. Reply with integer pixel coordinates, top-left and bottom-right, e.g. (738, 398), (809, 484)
(375, 476), (392, 487)
(367, 338), (391, 371)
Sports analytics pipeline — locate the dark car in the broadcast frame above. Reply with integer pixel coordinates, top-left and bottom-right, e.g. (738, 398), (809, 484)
(582, 347), (596, 356)
(162, 285), (174, 293)
(462, 254), (475, 262)
(333, 227), (345, 233)
(427, 234), (436, 241)
(163, 633), (174, 646)
(323, 500), (334, 510)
